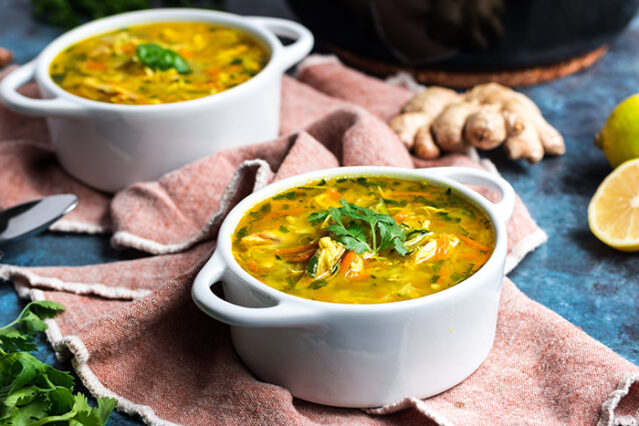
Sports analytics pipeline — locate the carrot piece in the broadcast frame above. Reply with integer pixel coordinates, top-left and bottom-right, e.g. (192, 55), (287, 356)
(339, 250), (357, 275)
(247, 259), (259, 273)
(120, 43), (136, 53)
(179, 49), (193, 58)
(393, 210), (409, 223)
(85, 61), (107, 71)
(458, 252), (480, 259)
(347, 272), (369, 282)
(457, 235), (490, 252)
(263, 208), (304, 220)
(275, 243), (317, 255)
(435, 234), (449, 259)
(327, 188), (341, 201)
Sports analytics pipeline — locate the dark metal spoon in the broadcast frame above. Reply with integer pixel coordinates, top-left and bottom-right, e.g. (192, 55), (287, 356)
(0, 194), (78, 246)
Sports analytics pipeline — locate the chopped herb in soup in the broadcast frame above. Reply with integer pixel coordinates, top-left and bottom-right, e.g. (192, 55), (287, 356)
(232, 176), (495, 304)
(49, 22), (268, 105)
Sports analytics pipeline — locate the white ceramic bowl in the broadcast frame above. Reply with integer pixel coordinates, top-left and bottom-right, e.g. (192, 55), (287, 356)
(192, 166), (515, 408)
(0, 9), (313, 192)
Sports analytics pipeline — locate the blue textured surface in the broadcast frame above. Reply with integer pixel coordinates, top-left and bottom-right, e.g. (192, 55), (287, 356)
(1, 1), (638, 425)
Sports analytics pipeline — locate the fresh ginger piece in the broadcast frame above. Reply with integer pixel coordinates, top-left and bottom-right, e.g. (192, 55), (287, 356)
(431, 102), (478, 152)
(388, 112), (431, 149)
(403, 86), (462, 113)
(537, 122), (566, 155)
(464, 105), (506, 150)
(504, 124), (544, 163)
(467, 83), (565, 157)
(390, 87), (462, 149)
(414, 125), (441, 159)
(389, 82), (564, 162)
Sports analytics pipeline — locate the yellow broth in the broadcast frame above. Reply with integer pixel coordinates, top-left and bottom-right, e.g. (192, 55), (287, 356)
(232, 176), (495, 304)
(49, 22), (268, 105)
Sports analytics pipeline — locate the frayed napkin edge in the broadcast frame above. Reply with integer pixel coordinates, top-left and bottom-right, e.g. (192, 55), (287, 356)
(5, 270), (637, 426)
(0, 265), (151, 300)
(20, 285), (180, 426)
(110, 159), (272, 255)
(50, 219), (110, 234)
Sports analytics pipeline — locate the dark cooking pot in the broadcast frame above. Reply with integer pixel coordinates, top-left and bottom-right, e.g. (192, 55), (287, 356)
(286, 0), (639, 70)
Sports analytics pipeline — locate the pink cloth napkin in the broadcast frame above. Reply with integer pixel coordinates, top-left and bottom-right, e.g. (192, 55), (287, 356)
(0, 56), (637, 426)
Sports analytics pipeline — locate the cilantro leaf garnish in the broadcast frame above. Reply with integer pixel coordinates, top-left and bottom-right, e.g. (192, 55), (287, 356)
(308, 199), (407, 256)
(0, 301), (116, 425)
(136, 43), (191, 74)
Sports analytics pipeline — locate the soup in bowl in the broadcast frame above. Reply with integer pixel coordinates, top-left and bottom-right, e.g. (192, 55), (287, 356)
(232, 176), (495, 304)
(193, 166), (515, 407)
(0, 9), (313, 192)
(49, 22), (269, 105)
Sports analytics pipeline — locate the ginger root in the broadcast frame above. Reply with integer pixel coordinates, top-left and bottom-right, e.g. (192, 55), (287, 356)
(389, 82), (565, 164)
(0, 47), (12, 68)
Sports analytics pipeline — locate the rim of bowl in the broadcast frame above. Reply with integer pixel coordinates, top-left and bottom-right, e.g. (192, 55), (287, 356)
(34, 8), (283, 111)
(216, 166), (509, 313)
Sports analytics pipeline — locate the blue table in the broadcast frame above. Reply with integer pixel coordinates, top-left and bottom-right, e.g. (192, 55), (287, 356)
(1, 1), (638, 424)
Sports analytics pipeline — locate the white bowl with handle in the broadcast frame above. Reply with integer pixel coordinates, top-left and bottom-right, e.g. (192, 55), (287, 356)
(192, 166), (515, 408)
(0, 9), (313, 192)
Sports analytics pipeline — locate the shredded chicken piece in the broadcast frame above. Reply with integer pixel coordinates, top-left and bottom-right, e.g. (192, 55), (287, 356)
(314, 237), (346, 278)
(81, 77), (140, 101)
(240, 232), (280, 247)
(404, 231), (433, 249)
(414, 240), (438, 264)
(348, 255), (364, 275)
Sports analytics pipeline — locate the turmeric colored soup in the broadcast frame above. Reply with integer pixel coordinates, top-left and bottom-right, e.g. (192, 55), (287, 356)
(232, 176), (495, 304)
(49, 22), (268, 105)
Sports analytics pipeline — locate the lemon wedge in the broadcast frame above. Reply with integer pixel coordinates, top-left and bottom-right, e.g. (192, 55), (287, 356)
(588, 158), (639, 251)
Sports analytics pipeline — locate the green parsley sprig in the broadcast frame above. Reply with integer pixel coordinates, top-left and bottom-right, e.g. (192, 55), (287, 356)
(308, 199), (408, 256)
(0, 301), (116, 425)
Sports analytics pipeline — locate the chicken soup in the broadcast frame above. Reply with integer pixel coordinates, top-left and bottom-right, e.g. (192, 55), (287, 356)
(49, 22), (268, 105)
(232, 176), (495, 304)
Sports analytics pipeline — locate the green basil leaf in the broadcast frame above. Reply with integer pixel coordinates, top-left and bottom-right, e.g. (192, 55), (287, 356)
(136, 43), (191, 74)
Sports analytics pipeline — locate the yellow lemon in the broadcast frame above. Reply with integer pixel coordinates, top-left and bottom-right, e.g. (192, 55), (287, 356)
(588, 158), (639, 251)
(597, 94), (639, 168)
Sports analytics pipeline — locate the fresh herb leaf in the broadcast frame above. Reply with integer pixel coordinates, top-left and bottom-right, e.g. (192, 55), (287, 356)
(307, 211), (331, 224)
(0, 301), (116, 425)
(437, 211), (461, 223)
(305, 253), (318, 278)
(235, 226), (248, 242)
(249, 202), (271, 221)
(307, 199), (407, 256)
(136, 43), (191, 74)
(273, 191), (296, 200)
(308, 279), (328, 290)
(285, 277), (295, 289)
(279, 226), (290, 233)
(381, 198), (407, 207)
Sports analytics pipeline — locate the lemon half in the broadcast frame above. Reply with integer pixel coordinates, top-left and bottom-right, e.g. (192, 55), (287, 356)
(588, 158), (639, 251)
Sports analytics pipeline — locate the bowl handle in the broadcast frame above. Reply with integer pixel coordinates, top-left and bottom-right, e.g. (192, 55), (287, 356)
(424, 167), (516, 224)
(192, 250), (325, 330)
(0, 61), (86, 117)
(247, 16), (314, 71)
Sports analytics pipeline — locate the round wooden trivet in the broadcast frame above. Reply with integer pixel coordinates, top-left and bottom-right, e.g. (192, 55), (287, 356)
(329, 44), (609, 88)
